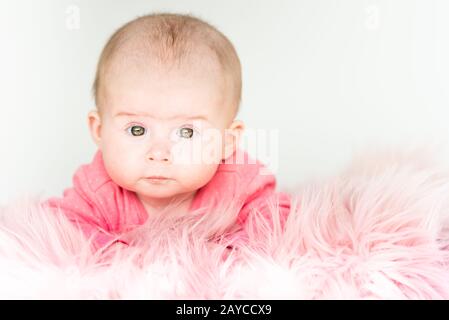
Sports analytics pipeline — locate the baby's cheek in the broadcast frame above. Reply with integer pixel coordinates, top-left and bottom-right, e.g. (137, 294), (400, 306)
(178, 163), (219, 190)
(102, 144), (139, 184)
(170, 140), (196, 165)
(197, 128), (223, 165)
(201, 135), (223, 165)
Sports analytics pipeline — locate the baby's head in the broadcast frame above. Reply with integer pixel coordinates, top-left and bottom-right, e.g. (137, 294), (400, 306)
(88, 13), (244, 202)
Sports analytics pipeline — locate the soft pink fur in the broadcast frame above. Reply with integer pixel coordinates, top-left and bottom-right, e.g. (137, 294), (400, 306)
(1, 144), (449, 299)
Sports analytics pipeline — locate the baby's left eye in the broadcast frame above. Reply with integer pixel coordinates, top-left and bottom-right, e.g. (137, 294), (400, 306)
(177, 127), (195, 139)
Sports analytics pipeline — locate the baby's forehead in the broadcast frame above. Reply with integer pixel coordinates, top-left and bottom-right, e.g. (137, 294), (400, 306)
(102, 65), (229, 117)
(106, 40), (224, 80)
(104, 57), (227, 97)
(102, 48), (231, 105)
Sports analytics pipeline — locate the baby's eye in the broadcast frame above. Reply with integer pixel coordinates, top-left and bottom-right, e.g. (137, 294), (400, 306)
(177, 126), (195, 139)
(126, 125), (146, 137)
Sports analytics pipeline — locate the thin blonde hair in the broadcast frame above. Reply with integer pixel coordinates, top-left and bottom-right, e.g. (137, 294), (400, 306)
(91, 12), (242, 117)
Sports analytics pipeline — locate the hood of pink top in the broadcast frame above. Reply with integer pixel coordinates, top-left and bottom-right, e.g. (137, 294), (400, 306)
(188, 148), (266, 215)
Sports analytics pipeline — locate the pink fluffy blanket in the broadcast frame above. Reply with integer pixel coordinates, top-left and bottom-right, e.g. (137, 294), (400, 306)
(1, 145), (449, 299)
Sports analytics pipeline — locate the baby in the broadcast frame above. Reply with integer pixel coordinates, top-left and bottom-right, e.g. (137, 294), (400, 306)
(42, 13), (291, 251)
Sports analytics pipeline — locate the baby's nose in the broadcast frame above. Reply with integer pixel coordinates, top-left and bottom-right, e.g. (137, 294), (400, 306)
(147, 145), (171, 163)
(148, 152), (170, 162)
(149, 155), (170, 162)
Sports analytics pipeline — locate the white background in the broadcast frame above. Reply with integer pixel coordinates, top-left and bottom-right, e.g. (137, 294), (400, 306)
(1, 0), (449, 205)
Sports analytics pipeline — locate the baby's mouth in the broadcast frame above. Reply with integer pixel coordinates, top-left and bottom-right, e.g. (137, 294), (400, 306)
(144, 176), (173, 184)
(146, 175), (170, 180)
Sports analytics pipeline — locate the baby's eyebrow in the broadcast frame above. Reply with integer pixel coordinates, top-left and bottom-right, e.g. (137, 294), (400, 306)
(114, 112), (207, 121)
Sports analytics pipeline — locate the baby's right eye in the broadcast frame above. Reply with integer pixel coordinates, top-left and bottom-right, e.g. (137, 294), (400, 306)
(126, 125), (146, 137)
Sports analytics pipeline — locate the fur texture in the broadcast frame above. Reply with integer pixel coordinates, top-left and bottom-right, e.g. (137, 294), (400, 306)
(1, 144), (449, 299)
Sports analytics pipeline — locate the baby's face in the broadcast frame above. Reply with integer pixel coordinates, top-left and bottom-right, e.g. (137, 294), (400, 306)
(89, 62), (242, 200)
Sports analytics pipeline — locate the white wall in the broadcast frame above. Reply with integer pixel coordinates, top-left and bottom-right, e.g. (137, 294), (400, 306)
(1, 0), (449, 204)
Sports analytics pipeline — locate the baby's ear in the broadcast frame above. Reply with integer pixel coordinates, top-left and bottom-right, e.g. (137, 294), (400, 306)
(88, 110), (102, 147)
(222, 120), (245, 160)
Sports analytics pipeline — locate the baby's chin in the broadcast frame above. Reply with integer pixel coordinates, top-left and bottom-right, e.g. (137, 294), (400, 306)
(133, 178), (181, 197)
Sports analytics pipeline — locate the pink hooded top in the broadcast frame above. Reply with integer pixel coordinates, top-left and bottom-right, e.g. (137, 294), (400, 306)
(42, 148), (291, 250)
